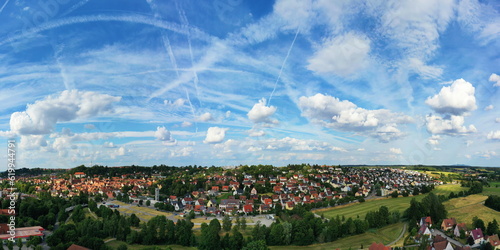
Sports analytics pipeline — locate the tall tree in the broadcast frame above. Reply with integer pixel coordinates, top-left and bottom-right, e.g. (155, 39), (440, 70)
(223, 214), (232, 232)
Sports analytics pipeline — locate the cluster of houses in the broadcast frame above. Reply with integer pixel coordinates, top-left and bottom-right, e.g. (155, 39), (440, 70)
(416, 216), (499, 249)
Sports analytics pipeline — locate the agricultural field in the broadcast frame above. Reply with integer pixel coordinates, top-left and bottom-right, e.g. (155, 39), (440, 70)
(483, 181), (500, 196)
(269, 223), (405, 250)
(111, 200), (174, 221)
(315, 184), (459, 220)
(444, 194), (500, 227)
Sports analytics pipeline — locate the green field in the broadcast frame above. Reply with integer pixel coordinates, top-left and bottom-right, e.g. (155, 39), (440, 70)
(444, 194), (500, 227)
(269, 223), (405, 250)
(315, 184), (468, 220)
(106, 240), (196, 250)
(483, 182), (500, 196)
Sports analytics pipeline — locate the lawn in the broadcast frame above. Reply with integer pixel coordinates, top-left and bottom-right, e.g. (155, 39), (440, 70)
(315, 184), (467, 221)
(269, 223), (405, 250)
(443, 194), (500, 227)
(106, 240), (196, 250)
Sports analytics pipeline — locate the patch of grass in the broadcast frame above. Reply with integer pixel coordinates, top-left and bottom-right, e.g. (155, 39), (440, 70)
(269, 223), (404, 250)
(444, 194), (500, 227)
(432, 184), (468, 196)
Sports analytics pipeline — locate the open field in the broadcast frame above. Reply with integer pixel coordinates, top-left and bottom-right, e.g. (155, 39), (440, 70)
(315, 196), (425, 220)
(432, 184), (468, 196)
(483, 182), (500, 196)
(106, 240), (196, 250)
(444, 194), (500, 227)
(315, 184), (470, 220)
(270, 223), (405, 250)
(111, 200), (174, 221)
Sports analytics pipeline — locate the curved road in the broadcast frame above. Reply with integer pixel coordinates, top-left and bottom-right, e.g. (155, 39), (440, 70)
(387, 223), (407, 247)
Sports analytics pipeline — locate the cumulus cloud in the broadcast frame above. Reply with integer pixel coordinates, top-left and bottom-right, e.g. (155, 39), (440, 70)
(496, 118), (500, 123)
(155, 126), (174, 142)
(487, 131), (500, 140)
(484, 105), (494, 111)
(204, 127), (228, 144)
(428, 135), (441, 145)
(307, 32), (370, 76)
(19, 135), (48, 150)
(390, 148), (402, 154)
(298, 93), (412, 142)
(425, 79), (477, 116)
(164, 98), (186, 108)
(489, 73), (500, 87)
(103, 142), (116, 148)
(10, 90), (121, 135)
(197, 112), (214, 122)
(426, 115), (477, 135)
(247, 98), (277, 124)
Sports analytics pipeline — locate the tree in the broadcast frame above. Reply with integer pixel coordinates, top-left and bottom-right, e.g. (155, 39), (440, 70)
(268, 223), (284, 245)
(241, 217), (247, 230)
(117, 244), (128, 250)
(391, 191), (398, 198)
(7, 240), (13, 250)
(139, 200), (143, 206)
(16, 238), (23, 249)
(230, 229), (245, 250)
(146, 200), (151, 206)
(473, 217), (486, 232)
(487, 219), (499, 236)
(223, 214), (232, 232)
(199, 220), (221, 250)
(282, 222), (292, 245)
(243, 240), (269, 250)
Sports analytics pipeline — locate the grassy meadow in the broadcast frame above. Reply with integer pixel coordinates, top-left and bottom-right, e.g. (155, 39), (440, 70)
(444, 194), (500, 227)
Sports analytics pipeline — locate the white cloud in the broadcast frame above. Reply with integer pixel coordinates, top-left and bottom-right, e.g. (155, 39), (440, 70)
(487, 131), (500, 140)
(390, 148), (402, 154)
(204, 127), (228, 144)
(426, 115), (477, 135)
(248, 129), (265, 137)
(332, 146), (347, 152)
(407, 58), (443, 79)
(299, 93), (412, 141)
(164, 98), (186, 108)
(10, 90), (121, 135)
(484, 105), (494, 111)
(181, 121), (192, 127)
(197, 112), (214, 122)
(103, 141), (116, 148)
(425, 79), (477, 115)
(19, 135), (48, 150)
(225, 111), (231, 118)
(273, 0), (314, 31)
(247, 98), (277, 124)
(357, 148), (365, 151)
(170, 147), (193, 157)
(307, 32), (370, 76)
(496, 118), (500, 123)
(489, 73), (500, 87)
(155, 126), (174, 142)
(428, 135), (441, 145)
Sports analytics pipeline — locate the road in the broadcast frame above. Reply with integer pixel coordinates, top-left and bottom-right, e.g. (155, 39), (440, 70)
(431, 229), (464, 247)
(387, 223), (407, 246)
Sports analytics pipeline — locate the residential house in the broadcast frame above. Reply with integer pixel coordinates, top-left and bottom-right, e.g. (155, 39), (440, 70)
(420, 216), (432, 227)
(219, 199), (240, 210)
(470, 228), (484, 245)
(441, 218), (456, 231)
(454, 223), (468, 238)
(487, 234), (500, 250)
(243, 204), (253, 213)
(432, 235), (453, 250)
(259, 204), (270, 213)
(369, 242), (391, 250)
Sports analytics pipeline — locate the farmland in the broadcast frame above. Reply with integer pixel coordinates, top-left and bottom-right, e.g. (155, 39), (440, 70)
(444, 194), (500, 227)
(315, 184), (464, 220)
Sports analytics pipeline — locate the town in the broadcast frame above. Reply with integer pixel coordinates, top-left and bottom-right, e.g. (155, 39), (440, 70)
(0, 164), (498, 249)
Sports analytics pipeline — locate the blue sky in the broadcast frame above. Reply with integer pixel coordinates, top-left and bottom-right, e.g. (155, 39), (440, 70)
(0, 0), (499, 168)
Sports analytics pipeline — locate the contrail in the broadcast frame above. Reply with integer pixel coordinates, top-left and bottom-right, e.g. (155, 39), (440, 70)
(176, 0), (201, 106)
(60, 0), (89, 17)
(0, 0), (10, 14)
(0, 13), (215, 47)
(268, 27), (300, 106)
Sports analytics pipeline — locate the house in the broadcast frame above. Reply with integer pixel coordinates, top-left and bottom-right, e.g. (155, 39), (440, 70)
(432, 240), (453, 250)
(251, 187), (258, 195)
(285, 201), (295, 210)
(454, 223), (468, 238)
(67, 244), (91, 250)
(470, 228), (484, 245)
(487, 234), (500, 250)
(219, 199), (240, 210)
(441, 218), (456, 231)
(74, 172), (86, 178)
(420, 216), (432, 227)
(243, 204), (253, 213)
(259, 204), (270, 213)
(416, 225), (432, 243)
(369, 242), (391, 250)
